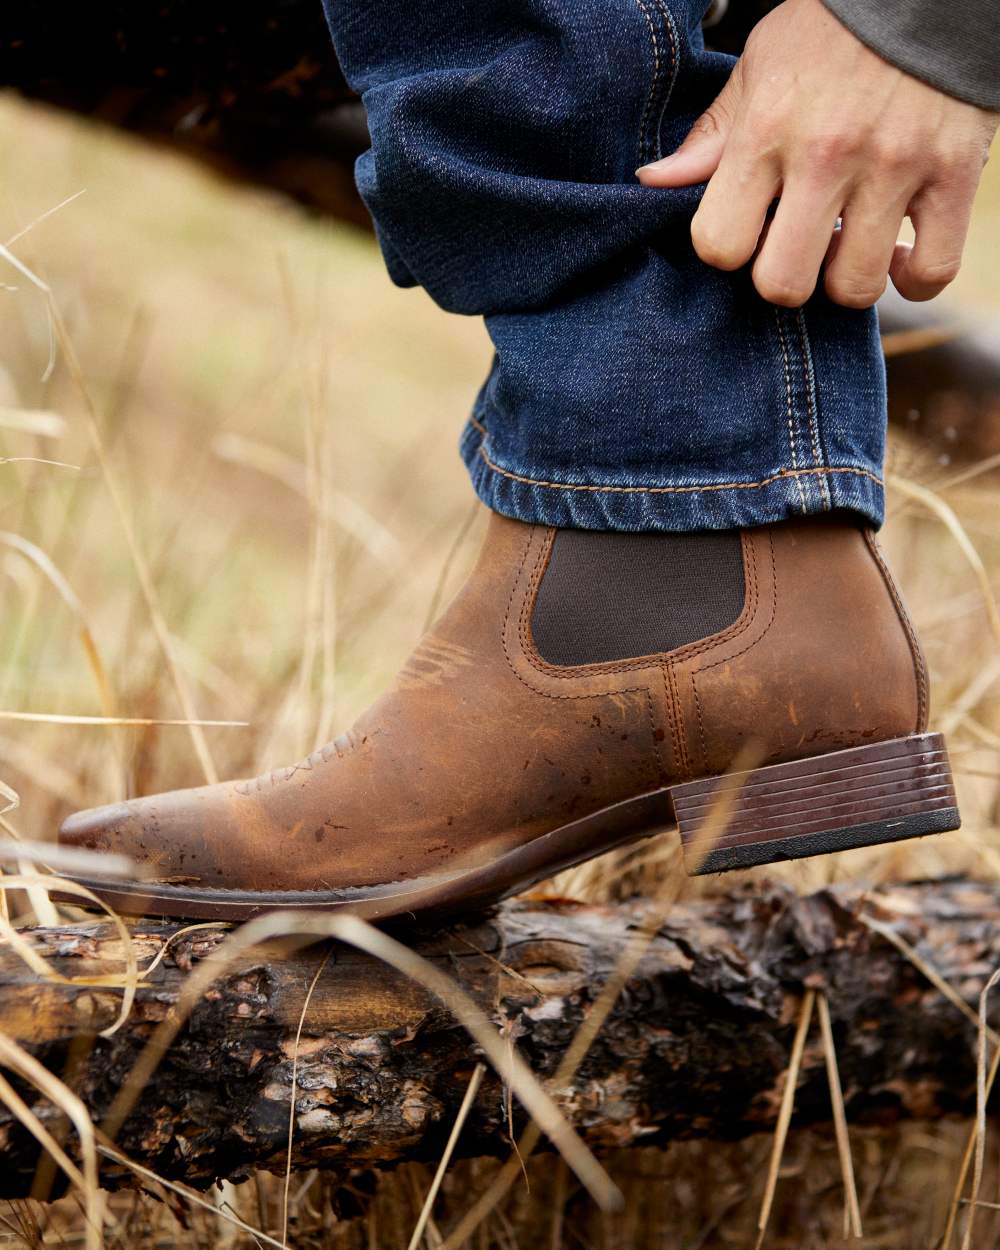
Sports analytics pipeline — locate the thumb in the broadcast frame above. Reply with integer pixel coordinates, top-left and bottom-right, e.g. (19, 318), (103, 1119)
(636, 65), (742, 187)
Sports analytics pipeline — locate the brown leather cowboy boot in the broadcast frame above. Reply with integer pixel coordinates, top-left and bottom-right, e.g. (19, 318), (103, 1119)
(59, 510), (959, 921)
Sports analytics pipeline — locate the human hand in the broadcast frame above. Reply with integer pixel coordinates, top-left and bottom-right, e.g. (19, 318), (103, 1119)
(637, 0), (998, 308)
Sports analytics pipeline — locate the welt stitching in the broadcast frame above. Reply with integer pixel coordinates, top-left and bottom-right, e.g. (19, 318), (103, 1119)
(468, 412), (487, 437)
(864, 531), (929, 731)
(633, 0), (664, 167)
(795, 308), (832, 511)
(695, 531), (778, 676)
(476, 442), (884, 495)
(774, 309), (808, 513)
(647, 0), (680, 160)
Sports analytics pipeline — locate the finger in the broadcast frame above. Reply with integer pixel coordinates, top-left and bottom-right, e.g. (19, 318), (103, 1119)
(636, 64), (743, 187)
(689, 143), (780, 270)
(823, 189), (908, 308)
(751, 181), (842, 307)
(890, 182), (975, 302)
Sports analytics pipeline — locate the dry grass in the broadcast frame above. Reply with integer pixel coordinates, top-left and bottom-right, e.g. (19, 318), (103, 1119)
(0, 90), (999, 1248)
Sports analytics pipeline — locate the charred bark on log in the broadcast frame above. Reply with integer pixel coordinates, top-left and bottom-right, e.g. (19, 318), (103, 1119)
(0, 878), (999, 1197)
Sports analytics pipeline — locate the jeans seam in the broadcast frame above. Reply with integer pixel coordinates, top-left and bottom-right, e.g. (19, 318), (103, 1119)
(795, 308), (833, 511)
(475, 439), (884, 494)
(647, 0), (680, 161)
(633, 0), (679, 166)
(773, 309), (808, 513)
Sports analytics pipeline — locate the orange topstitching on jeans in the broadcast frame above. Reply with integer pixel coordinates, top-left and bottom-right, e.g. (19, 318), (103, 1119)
(475, 442), (884, 495)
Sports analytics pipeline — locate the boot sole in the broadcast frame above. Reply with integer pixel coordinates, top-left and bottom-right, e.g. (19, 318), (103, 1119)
(61, 732), (958, 924)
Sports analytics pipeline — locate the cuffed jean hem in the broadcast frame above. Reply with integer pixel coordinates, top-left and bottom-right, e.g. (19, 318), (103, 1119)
(460, 418), (885, 532)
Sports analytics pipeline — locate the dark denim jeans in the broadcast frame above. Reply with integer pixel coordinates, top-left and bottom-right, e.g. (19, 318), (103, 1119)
(323, 0), (887, 531)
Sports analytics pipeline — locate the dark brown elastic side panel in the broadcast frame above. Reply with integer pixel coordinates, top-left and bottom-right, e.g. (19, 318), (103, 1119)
(530, 529), (745, 666)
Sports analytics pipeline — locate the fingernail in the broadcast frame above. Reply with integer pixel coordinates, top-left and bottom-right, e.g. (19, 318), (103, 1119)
(636, 155), (676, 173)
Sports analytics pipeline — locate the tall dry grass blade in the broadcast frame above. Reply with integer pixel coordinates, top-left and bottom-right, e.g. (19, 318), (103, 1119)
(943, 1041), (1000, 1250)
(45, 295), (221, 784)
(423, 501), (481, 632)
(0, 735), (89, 807)
(817, 993), (862, 1239)
(281, 948), (333, 1248)
(960, 967), (1000, 1250)
(0, 1032), (102, 1250)
(0, 1066), (87, 1193)
(939, 654), (1000, 737)
(0, 875), (138, 1037)
(0, 807), (62, 926)
(408, 1064), (486, 1250)
(0, 531), (121, 795)
(880, 325), (960, 357)
(0, 780), (18, 816)
(0, 455), (78, 469)
(100, 911), (619, 1211)
(441, 751), (760, 1250)
(888, 473), (1000, 649)
(754, 989), (816, 1250)
(859, 913), (1000, 1047)
(96, 1144), (288, 1250)
(135, 923), (224, 981)
(4, 189), (87, 249)
(0, 836), (135, 880)
(213, 432), (402, 569)
(0, 911), (60, 979)
(935, 449), (1000, 493)
(0, 408), (66, 438)
(0, 711), (246, 727)
(960, 715), (1000, 750)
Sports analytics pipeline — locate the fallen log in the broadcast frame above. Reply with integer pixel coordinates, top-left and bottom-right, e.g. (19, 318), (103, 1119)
(1, 877), (999, 1198)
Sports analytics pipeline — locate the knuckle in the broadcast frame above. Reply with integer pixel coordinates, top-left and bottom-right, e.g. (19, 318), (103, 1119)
(871, 138), (918, 174)
(910, 255), (962, 288)
(742, 107), (782, 156)
(691, 218), (743, 269)
(930, 150), (982, 191)
(804, 130), (861, 178)
(754, 273), (813, 307)
(690, 107), (723, 141)
(825, 272), (886, 308)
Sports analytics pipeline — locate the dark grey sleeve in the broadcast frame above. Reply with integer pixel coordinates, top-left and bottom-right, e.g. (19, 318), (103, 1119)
(820, 0), (1000, 110)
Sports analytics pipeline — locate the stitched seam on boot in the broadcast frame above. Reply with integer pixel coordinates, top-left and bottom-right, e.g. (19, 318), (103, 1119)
(502, 527), (655, 692)
(665, 660), (691, 780)
(690, 533), (777, 767)
(498, 527), (668, 781)
(695, 532), (777, 674)
(864, 530), (930, 731)
(666, 533), (761, 665)
(516, 525), (721, 679)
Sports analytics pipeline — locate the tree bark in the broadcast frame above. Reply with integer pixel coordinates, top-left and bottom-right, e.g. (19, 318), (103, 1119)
(0, 877), (998, 1198)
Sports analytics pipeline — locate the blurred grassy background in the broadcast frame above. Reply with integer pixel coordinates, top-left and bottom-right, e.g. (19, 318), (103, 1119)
(1, 90), (1000, 1249)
